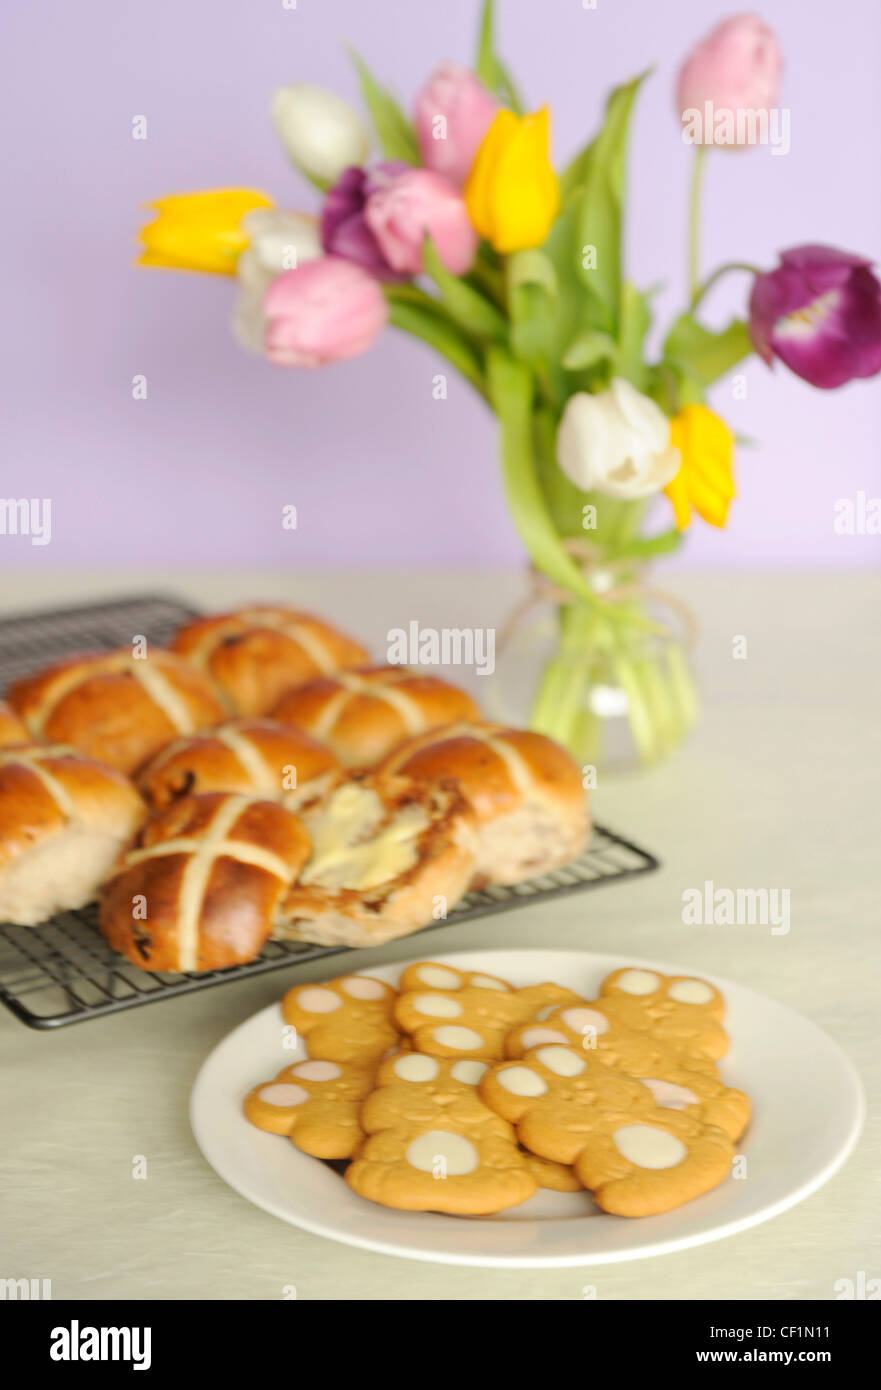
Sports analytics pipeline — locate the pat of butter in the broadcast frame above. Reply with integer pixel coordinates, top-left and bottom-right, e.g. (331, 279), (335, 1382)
(301, 784), (429, 891)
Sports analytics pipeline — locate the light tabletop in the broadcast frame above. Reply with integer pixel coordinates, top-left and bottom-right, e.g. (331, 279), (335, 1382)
(1, 568), (878, 1301)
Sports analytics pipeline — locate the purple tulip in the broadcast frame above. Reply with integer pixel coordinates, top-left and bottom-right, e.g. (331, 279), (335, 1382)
(749, 245), (881, 389)
(320, 162), (409, 282)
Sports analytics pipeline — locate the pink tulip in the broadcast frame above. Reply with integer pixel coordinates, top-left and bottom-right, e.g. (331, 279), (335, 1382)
(364, 167), (478, 277)
(677, 13), (782, 147)
(263, 256), (387, 368)
(414, 62), (498, 187)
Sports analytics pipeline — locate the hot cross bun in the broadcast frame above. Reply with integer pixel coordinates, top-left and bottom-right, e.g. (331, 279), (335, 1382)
(275, 773), (477, 948)
(138, 718), (340, 812)
(380, 721), (589, 885)
(0, 744), (145, 925)
(99, 791), (311, 971)
(171, 606), (368, 715)
(7, 649), (225, 774)
(0, 701), (29, 747)
(271, 666), (480, 768)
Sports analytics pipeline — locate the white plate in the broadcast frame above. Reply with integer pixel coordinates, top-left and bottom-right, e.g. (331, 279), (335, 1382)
(190, 949), (864, 1268)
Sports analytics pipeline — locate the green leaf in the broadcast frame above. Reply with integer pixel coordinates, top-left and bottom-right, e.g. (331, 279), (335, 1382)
(561, 328), (617, 371)
(486, 348), (605, 612)
(348, 48), (420, 163)
(662, 313), (752, 388)
(560, 141), (595, 205)
(385, 287), (488, 401)
(422, 237), (508, 342)
(560, 72), (650, 202)
(572, 72), (650, 338)
(474, 0), (524, 112)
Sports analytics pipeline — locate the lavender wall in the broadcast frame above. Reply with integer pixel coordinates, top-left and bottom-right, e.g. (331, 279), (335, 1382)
(2, 0), (879, 573)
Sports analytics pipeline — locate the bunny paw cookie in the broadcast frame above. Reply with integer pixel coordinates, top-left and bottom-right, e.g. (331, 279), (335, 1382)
(504, 1002), (747, 1139)
(281, 973), (400, 1064)
(573, 1109), (734, 1217)
(360, 1051), (494, 1132)
(346, 1051), (537, 1214)
(244, 1058), (375, 1158)
(482, 1045), (658, 1163)
(360, 1049), (585, 1193)
(394, 962), (581, 1060)
(598, 967), (729, 1062)
(480, 1044), (734, 1216)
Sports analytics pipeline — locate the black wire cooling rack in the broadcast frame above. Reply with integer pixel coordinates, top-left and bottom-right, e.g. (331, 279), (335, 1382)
(0, 594), (660, 1029)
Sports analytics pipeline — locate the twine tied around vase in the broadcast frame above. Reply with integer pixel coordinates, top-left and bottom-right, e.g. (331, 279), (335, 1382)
(497, 537), (699, 652)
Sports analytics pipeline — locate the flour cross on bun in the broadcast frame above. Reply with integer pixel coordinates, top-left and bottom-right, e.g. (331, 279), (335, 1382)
(7, 648), (225, 775)
(171, 606), (369, 715)
(380, 721), (590, 886)
(99, 792), (311, 972)
(138, 718), (340, 812)
(272, 665), (480, 767)
(0, 744), (146, 926)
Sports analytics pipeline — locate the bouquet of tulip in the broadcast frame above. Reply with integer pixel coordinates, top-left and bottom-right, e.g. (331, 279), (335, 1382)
(139, 5), (881, 767)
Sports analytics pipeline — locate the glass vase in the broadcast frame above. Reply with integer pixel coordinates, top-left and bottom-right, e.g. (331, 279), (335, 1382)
(488, 579), (699, 772)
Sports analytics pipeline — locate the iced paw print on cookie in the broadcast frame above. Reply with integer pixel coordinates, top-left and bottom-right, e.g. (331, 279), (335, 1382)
(281, 974), (399, 1064)
(243, 1059), (375, 1159)
(393, 961), (581, 1060)
(598, 967), (729, 1063)
(479, 1044), (735, 1216)
(347, 1049), (537, 1214)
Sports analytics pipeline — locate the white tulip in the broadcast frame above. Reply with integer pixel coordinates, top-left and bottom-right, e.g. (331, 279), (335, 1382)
(556, 378), (681, 499)
(232, 209), (323, 353)
(271, 84), (369, 185)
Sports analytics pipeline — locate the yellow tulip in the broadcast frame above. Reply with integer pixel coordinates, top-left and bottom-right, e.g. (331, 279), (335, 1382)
(138, 189), (274, 274)
(666, 404), (736, 529)
(464, 106), (560, 255)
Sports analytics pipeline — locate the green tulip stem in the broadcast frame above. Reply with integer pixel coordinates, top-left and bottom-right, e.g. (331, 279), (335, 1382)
(687, 145), (707, 301)
(385, 289), (490, 403)
(689, 261), (763, 313)
(467, 256), (507, 311)
(529, 603), (598, 748)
